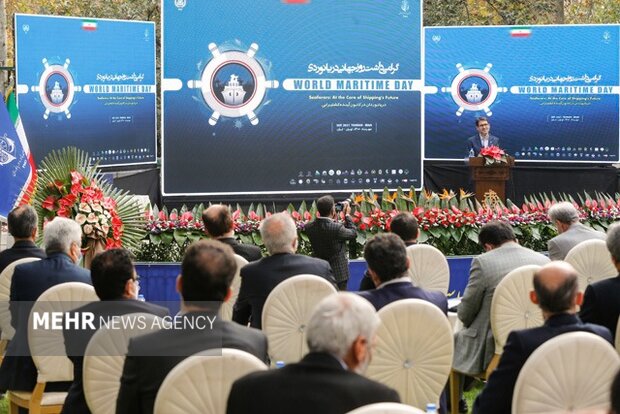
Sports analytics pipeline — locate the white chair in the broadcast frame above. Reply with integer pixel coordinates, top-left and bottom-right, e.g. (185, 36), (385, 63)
(347, 402), (426, 414)
(565, 239), (616, 291)
(153, 348), (267, 414)
(367, 299), (453, 411)
(220, 254), (248, 321)
(261, 274), (337, 365)
(512, 331), (620, 414)
(8, 282), (98, 414)
(0, 257), (42, 342)
(491, 265), (544, 355)
(84, 313), (164, 414)
(406, 245), (450, 294)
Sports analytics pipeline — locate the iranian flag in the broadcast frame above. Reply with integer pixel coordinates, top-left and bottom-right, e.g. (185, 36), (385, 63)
(82, 19), (97, 31)
(510, 27), (532, 38)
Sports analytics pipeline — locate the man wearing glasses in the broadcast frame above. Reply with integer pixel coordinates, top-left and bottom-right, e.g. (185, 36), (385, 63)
(466, 117), (500, 156)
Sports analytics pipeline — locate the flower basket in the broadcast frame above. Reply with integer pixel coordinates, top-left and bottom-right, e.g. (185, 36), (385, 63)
(479, 145), (508, 165)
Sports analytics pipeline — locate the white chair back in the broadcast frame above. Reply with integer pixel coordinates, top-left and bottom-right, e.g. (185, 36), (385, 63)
(84, 313), (165, 414)
(28, 282), (98, 383)
(490, 265), (543, 353)
(406, 245), (450, 294)
(565, 239), (616, 291)
(261, 274), (336, 365)
(153, 348), (267, 414)
(0, 257), (42, 340)
(512, 331), (620, 414)
(220, 254), (248, 321)
(347, 402), (426, 414)
(367, 299), (453, 410)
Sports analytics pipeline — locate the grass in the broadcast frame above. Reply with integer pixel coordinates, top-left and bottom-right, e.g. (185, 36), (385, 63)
(0, 396), (8, 414)
(463, 380), (485, 414)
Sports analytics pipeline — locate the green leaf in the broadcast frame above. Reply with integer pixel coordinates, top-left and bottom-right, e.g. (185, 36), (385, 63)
(252, 232), (263, 246)
(160, 231), (174, 245)
(148, 233), (161, 245)
(530, 226), (541, 240)
(173, 229), (187, 246)
(356, 232), (367, 245)
(417, 229), (429, 243)
(466, 229), (479, 244)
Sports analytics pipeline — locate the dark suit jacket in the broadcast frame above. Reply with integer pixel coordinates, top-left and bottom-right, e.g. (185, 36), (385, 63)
(466, 134), (500, 156)
(227, 352), (400, 414)
(116, 313), (268, 414)
(0, 240), (46, 274)
(305, 216), (356, 283)
(358, 241), (417, 291)
(358, 280), (448, 314)
(217, 237), (262, 262)
(233, 253), (335, 329)
(0, 253), (91, 392)
(61, 299), (169, 414)
(580, 275), (620, 341)
(473, 313), (612, 414)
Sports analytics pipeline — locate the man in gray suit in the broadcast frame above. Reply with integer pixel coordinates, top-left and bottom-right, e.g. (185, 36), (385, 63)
(547, 201), (605, 260)
(452, 221), (549, 411)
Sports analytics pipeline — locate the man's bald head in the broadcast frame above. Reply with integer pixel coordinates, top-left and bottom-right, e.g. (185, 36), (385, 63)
(202, 205), (233, 238)
(532, 261), (581, 315)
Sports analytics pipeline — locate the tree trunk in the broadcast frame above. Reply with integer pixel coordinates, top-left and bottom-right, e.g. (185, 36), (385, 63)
(555, 0), (565, 23)
(0, 0), (7, 97)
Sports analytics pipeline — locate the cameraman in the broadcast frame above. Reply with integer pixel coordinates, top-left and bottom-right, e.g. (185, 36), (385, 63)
(305, 195), (357, 290)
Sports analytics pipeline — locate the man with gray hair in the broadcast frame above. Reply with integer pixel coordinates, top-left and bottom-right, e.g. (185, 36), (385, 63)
(227, 292), (400, 414)
(580, 222), (620, 341)
(0, 205), (46, 274)
(233, 212), (335, 329)
(0, 216), (91, 393)
(547, 201), (605, 260)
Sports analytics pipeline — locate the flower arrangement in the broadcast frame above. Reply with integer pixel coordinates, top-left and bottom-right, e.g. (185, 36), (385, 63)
(479, 145), (507, 165)
(136, 187), (620, 262)
(32, 147), (146, 254)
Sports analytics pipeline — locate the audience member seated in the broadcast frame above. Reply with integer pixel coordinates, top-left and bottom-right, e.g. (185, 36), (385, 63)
(116, 240), (268, 414)
(226, 292), (400, 414)
(358, 233), (447, 313)
(547, 201), (605, 260)
(202, 204), (262, 262)
(0, 217), (91, 393)
(305, 195), (357, 290)
(473, 261), (612, 413)
(453, 220), (549, 411)
(62, 249), (169, 414)
(580, 222), (620, 341)
(359, 212), (419, 291)
(0, 205), (45, 274)
(233, 212), (335, 329)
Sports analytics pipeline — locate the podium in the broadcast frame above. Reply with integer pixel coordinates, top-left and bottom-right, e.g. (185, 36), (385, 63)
(469, 156), (514, 203)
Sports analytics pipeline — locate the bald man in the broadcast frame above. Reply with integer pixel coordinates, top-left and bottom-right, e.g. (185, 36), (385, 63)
(473, 261), (612, 414)
(202, 205), (262, 262)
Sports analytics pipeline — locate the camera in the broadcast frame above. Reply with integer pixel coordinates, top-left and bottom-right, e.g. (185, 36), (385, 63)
(334, 198), (352, 212)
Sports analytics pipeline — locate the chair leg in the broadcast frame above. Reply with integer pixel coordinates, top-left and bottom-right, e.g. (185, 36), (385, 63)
(484, 353), (500, 379)
(9, 399), (18, 414)
(449, 370), (460, 414)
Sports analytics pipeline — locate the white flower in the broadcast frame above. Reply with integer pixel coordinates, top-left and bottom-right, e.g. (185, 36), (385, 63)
(75, 213), (87, 225)
(79, 202), (91, 213)
(102, 224), (110, 235)
(83, 224), (93, 235)
(99, 216), (108, 225)
(87, 213), (98, 223)
(91, 203), (103, 213)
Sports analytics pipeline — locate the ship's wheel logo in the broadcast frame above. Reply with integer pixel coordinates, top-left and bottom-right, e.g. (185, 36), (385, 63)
(188, 42), (279, 126)
(0, 134), (16, 166)
(32, 58), (81, 119)
(441, 63), (506, 117)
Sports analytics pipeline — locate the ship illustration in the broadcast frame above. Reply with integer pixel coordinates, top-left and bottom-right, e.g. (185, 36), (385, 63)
(222, 74), (246, 105)
(50, 81), (64, 104)
(465, 83), (483, 103)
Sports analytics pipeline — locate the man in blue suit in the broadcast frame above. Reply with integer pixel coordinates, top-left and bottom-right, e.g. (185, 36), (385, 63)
(358, 233), (447, 314)
(473, 261), (612, 413)
(466, 117), (500, 156)
(0, 217), (91, 393)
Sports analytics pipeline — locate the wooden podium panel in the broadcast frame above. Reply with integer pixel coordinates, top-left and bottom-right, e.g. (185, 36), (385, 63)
(469, 156), (514, 202)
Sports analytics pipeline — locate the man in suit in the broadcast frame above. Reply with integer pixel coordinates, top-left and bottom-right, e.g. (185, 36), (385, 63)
(305, 195), (357, 290)
(116, 240), (268, 414)
(473, 261), (612, 413)
(0, 205), (46, 274)
(453, 220), (549, 411)
(359, 233), (447, 314)
(359, 212), (419, 291)
(227, 292), (400, 414)
(547, 201), (605, 260)
(466, 117), (499, 156)
(202, 204), (262, 262)
(580, 221), (620, 341)
(62, 249), (169, 414)
(233, 212), (335, 329)
(0, 217), (91, 392)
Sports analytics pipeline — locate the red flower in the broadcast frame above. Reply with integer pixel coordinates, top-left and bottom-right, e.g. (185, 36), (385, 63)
(42, 196), (57, 211)
(70, 170), (84, 185)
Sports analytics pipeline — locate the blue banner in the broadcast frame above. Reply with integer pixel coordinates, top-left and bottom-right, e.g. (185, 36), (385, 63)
(425, 25), (620, 162)
(0, 93), (32, 218)
(15, 14), (157, 167)
(162, 0), (422, 195)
